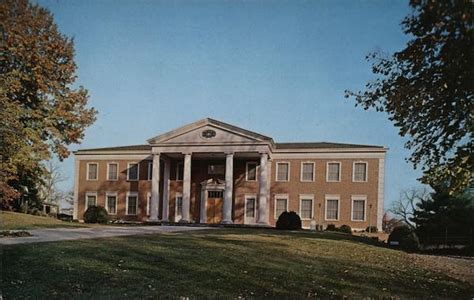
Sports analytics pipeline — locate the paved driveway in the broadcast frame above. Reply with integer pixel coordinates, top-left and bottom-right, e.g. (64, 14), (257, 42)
(0, 225), (212, 245)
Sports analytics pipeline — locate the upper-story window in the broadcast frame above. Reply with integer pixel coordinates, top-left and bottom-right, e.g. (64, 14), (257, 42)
(246, 162), (258, 181)
(107, 163), (118, 181)
(301, 162), (315, 182)
(176, 162), (183, 181)
(87, 163), (98, 181)
(127, 163), (139, 181)
(326, 162), (341, 182)
(353, 162), (368, 182)
(276, 162), (290, 182)
(147, 161), (153, 181)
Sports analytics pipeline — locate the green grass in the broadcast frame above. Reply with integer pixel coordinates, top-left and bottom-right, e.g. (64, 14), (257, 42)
(1, 229), (472, 298)
(0, 211), (86, 230)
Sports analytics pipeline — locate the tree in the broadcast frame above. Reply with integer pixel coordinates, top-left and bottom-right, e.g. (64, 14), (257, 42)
(390, 188), (430, 230)
(0, 0), (97, 208)
(412, 186), (474, 246)
(382, 212), (402, 234)
(345, 0), (473, 194)
(37, 161), (68, 205)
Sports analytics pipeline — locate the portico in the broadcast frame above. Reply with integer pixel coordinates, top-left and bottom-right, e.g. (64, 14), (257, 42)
(146, 118), (273, 225)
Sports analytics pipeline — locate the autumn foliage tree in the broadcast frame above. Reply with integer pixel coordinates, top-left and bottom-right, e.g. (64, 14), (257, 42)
(345, 0), (473, 194)
(0, 0), (97, 209)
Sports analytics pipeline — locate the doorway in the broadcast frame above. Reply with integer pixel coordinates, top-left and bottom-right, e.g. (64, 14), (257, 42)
(206, 190), (223, 224)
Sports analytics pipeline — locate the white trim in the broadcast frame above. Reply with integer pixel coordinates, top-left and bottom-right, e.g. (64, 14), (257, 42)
(274, 194), (289, 219)
(75, 154), (152, 160)
(245, 162), (258, 182)
(324, 195), (340, 221)
(105, 192), (118, 215)
(73, 158), (80, 220)
(125, 192), (139, 215)
(300, 161), (315, 182)
(86, 162), (98, 181)
(176, 162), (183, 181)
(175, 192), (183, 221)
(84, 192), (97, 211)
(326, 162), (341, 182)
(244, 194), (257, 224)
(352, 161), (368, 182)
(271, 152), (386, 159)
(299, 194), (314, 220)
(351, 195), (367, 222)
(377, 158), (385, 231)
(147, 161), (153, 181)
(127, 162), (140, 181)
(146, 192), (151, 216)
(106, 162), (118, 181)
(275, 162), (290, 182)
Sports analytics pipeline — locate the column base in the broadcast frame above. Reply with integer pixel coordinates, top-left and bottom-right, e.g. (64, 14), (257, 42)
(178, 219), (190, 224)
(220, 220), (233, 225)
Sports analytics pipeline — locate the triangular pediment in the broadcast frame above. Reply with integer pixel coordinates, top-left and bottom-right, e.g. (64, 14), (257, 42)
(147, 118), (273, 145)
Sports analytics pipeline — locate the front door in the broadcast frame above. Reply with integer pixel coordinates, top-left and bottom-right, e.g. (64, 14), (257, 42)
(244, 195), (256, 224)
(206, 190), (223, 224)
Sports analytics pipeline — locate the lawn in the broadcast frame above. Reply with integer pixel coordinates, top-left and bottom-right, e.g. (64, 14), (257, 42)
(1, 211), (86, 230)
(1, 228), (472, 298)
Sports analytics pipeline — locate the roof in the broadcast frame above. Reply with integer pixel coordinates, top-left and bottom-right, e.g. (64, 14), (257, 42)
(75, 142), (385, 153)
(74, 144), (151, 153)
(275, 142), (384, 150)
(147, 117), (273, 144)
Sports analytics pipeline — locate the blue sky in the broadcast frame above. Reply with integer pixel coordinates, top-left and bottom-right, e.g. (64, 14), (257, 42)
(39, 0), (427, 210)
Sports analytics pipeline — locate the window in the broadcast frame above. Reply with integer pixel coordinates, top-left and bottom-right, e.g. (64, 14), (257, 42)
(325, 197), (340, 221)
(107, 163), (118, 181)
(274, 195), (288, 219)
(176, 163), (183, 181)
(175, 194), (183, 221)
(327, 162), (340, 182)
(353, 162), (368, 182)
(106, 193), (117, 215)
(127, 163), (139, 181)
(352, 196), (366, 221)
(301, 162), (315, 182)
(300, 196), (314, 220)
(87, 163), (98, 180)
(208, 190), (223, 198)
(85, 192), (97, 210)
(147, 161), (153, 181)
(245, 196), (256, 218)
(126, 192), (138, 215)
(276, 162), (290, 181)
(246, 162), (258, 181)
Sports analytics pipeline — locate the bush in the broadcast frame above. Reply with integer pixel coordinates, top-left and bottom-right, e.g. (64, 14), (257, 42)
(276, 211), (302, 230)
(326, 224), (338, 231)
(388, 226), (420, 252)
(339, 225), (352, 234)
(366, 226), (378, 233)
(83, 206), (109, 224)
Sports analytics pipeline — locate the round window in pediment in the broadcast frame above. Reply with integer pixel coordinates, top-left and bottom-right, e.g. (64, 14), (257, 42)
(201, 129), (216, 139)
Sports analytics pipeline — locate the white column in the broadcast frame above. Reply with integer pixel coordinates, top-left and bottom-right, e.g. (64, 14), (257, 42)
(222, 153), (234, 224)
(200, 188), (207, 223)
(257, 152), (269, 224)
(149, 153), (160, 221)
(162, 159), (170, 222)
(181, 153), (192, 223)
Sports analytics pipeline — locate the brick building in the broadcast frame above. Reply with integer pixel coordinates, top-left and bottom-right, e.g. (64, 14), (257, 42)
(73, 118), (387, 230)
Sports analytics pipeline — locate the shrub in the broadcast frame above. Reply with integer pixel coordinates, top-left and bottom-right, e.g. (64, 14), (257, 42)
(276, 211), (302, 230)
(388, 226), (420, 252)
(326, 224), (338, 231)
(83, 206), (109, 224)
(366, 226), (378, 233)
(339, 225), (352, 234)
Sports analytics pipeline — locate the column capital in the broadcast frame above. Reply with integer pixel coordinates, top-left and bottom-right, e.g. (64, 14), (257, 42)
(225, 152), (234, 156)
(182, 152), (192, 156)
